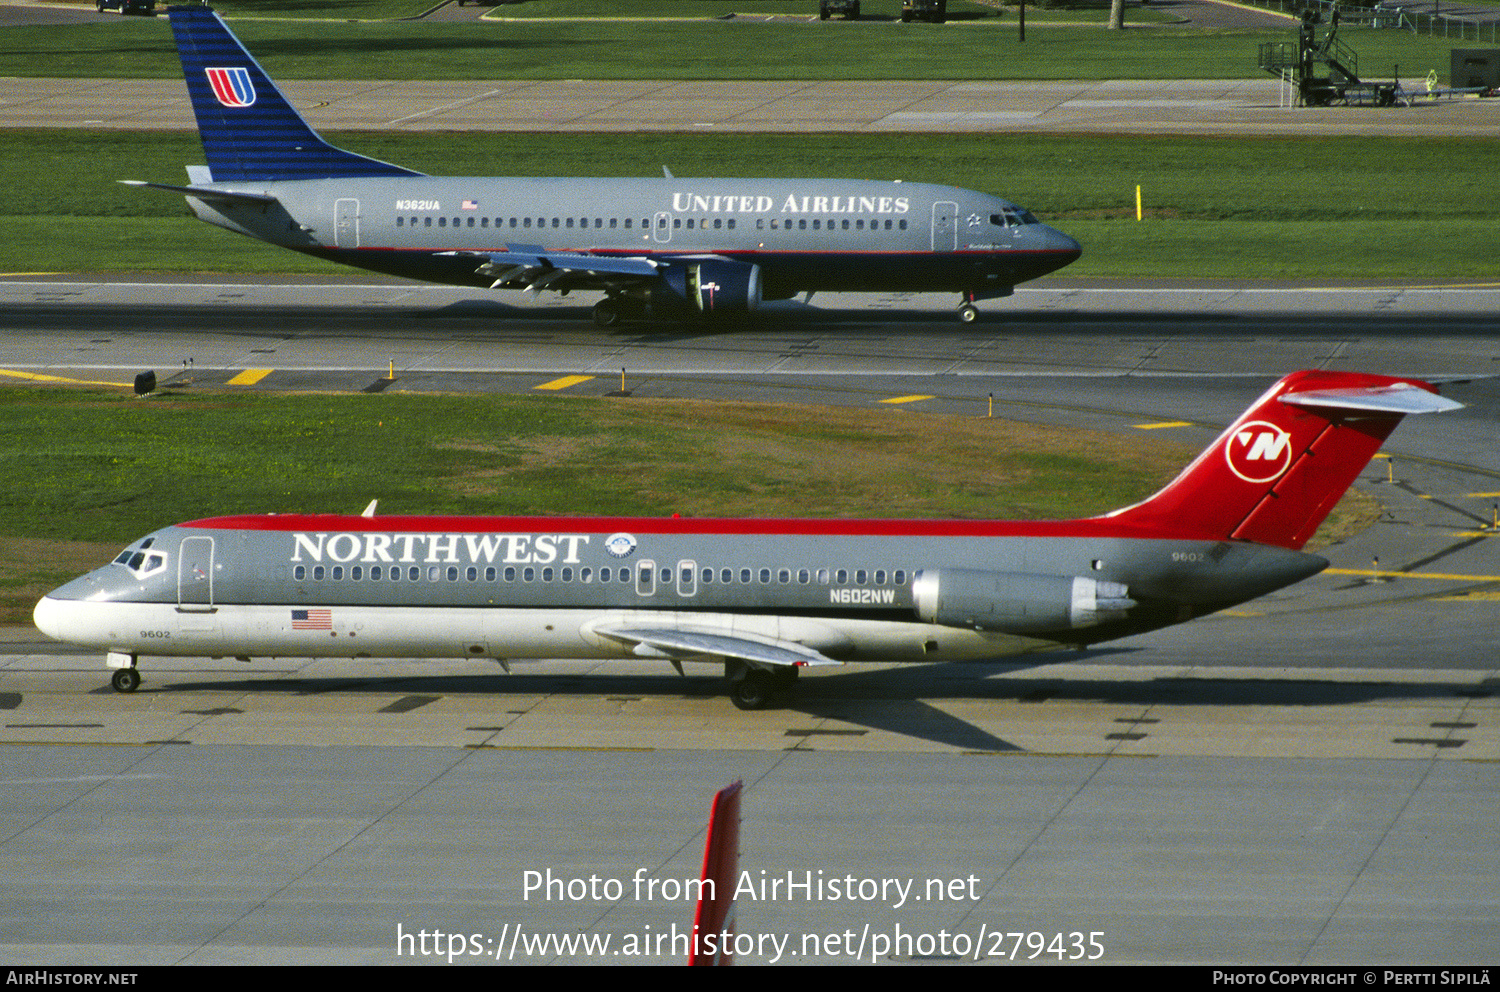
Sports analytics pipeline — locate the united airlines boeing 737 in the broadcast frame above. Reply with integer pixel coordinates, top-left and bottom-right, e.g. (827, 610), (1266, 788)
(128, 6), (1081, 325)
(35, 372), (1458, 708)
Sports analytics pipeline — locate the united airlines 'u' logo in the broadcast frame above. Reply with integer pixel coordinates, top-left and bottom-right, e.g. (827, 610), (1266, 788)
(1225, 421), (1293, 483)
(205, 67), (256, 108)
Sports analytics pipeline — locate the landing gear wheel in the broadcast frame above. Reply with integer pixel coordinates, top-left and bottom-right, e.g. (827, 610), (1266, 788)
(729, 670), (775, 711)
(958, 303), (979, 323)
(111, 668), (140, 694)
(593, 299), (621, 327)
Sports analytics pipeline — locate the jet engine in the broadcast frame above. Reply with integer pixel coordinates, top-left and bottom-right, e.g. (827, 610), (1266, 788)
(912, 569), (1134, 635)
(654, 258), (762, 314)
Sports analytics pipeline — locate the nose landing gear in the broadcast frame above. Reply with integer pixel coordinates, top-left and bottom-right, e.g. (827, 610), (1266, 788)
(107, 652), (140, 693)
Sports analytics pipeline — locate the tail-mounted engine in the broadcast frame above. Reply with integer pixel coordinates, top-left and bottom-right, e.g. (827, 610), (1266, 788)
(654, 259), (762, 314)
(912, 569), (1134, 635)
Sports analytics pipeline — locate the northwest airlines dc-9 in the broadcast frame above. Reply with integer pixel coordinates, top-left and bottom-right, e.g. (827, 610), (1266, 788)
(127, 6), (1081, 325)
(35, 372), (1458, 709)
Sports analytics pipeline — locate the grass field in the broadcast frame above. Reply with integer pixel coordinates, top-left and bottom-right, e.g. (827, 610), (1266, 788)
(0, 15), (1463, 80)
(0, 386), (1194, 624)
(4, 130), (1496, 280)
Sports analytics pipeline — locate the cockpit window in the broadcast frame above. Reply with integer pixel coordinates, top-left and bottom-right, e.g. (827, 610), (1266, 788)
(112, 539), (168, 579)
(991, 209), (1040, 227)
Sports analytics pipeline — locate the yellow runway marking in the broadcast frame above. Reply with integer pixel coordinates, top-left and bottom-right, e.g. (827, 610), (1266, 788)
(1467, 492), (1500, 499)
(1326, 568), (1500, 583)
(1436, 591), (1500, 601)
(0, 368), (129, 388)
(1134, 420), (1192, 430)
(534, 375), (595, 391)
(226, 368), (273, 386)
(880, 395), (934, 405)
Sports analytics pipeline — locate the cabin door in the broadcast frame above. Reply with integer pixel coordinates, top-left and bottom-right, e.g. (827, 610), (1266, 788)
(177, 536), (216, 616)
(931, 200), (958, 251)
(335, 198), (361, 248)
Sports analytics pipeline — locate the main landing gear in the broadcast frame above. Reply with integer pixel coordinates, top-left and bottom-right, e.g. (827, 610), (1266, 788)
(958, 302), (980, 323)
(593, 296), (647, 328)
(726, 660), (798, 711)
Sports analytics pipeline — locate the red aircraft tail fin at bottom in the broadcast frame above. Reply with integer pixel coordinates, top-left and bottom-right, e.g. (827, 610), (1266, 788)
(688, 780), (742, 966)
(1101, 371), (1461, 550)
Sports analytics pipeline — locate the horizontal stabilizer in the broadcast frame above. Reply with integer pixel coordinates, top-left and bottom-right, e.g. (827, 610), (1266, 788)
(1279, 382), (1464, 415)
(120, 180), (278, 205)
(596, 625), (842, 669)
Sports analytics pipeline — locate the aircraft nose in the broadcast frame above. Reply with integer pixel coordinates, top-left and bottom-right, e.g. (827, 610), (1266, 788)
(1046, 225), (1082, 263)
(33, 595), (67, 642)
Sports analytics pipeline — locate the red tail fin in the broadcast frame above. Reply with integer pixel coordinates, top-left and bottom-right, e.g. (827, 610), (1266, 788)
(688, 780), (741, 966)
(1102, 371), (1460, 550)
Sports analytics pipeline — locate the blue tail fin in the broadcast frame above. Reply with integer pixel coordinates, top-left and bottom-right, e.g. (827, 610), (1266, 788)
(168, 5), (422, 182)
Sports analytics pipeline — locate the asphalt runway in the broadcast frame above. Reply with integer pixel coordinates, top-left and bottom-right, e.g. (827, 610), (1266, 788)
(0, 279), (1496, 965)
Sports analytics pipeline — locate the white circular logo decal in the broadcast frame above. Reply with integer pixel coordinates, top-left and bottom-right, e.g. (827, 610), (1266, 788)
(1225, 421), (1293, 484)
(605, 532), (637, 559)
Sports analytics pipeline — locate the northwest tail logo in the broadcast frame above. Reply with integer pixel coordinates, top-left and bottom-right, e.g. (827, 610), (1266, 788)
(205, 67), (256, 108)
(1226, 422), (1292, 483)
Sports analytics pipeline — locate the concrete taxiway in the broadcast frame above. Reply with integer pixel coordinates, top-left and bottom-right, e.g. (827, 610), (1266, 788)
(0, 279), (1496, 964)
(6, 73), (1497, 137)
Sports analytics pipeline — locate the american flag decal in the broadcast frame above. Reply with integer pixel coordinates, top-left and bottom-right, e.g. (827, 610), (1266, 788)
(461, 199), (479, 210)
(291, 608), (333, 630)
(205, 67), (256, 108)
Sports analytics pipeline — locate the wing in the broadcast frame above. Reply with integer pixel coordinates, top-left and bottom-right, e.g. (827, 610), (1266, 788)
(451, 245), (663, 296)
(594, 623), (844, 670)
